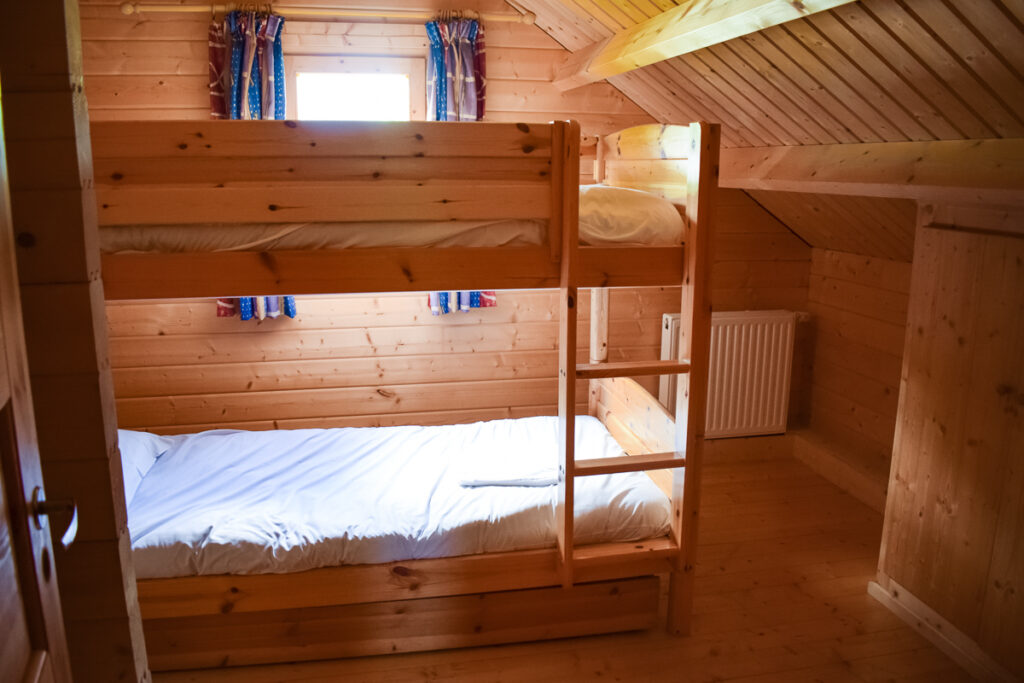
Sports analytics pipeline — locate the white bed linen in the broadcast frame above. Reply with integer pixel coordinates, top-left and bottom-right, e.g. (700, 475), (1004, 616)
(100, 185), (685, 253)
(128, 416), (671, 579)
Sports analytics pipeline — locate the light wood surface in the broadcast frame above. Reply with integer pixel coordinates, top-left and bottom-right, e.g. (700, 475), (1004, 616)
(78, 0), (656, 184)
(144, 577), (660, 670)
(870, 577), (1021, 683)
(553, 0), (854, 91)
(879, 210), (1024, 679)
(0, 68), (74, 683)
(137, 538), (675, 621)
(748, 191), (916, 262)
(154, 457), (973, 683)
(668, 121), (718, 635)
(797, 249), (912, 510)
(0, 1), (148, 680)
(720, 138), (1024, 205)
(522, 0), (1024, 149)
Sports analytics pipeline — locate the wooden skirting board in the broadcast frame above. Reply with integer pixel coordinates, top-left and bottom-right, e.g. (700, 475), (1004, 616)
(869, 576), (1020, 683)
(791, 430), (888, 513)
(144, 576), (660, 670)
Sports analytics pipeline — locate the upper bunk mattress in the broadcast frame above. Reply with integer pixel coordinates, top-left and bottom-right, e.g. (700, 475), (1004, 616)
(100, 184), (685, 254)
(126, 416), (671, 579)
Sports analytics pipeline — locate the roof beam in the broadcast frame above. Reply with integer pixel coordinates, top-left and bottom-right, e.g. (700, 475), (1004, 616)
(718, 138), (1024, 206)
(553, 0), (854, 92)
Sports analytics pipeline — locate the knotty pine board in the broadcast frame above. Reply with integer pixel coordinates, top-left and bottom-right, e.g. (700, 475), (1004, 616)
(880, 226), (1024, 678)
(804, 248), (912, 490)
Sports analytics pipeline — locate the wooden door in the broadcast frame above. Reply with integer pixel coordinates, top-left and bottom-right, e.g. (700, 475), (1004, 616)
(0, 99), (73, 683)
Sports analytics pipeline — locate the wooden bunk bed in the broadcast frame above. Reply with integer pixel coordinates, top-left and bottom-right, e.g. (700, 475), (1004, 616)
(92, 119), (720, 670)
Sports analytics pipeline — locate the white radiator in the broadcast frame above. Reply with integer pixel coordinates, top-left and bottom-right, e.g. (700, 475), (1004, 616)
(660, 310), (796, 439)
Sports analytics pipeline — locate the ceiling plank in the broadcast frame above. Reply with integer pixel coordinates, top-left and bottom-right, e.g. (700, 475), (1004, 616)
(553, 0), (855, 91)
(720, 138), (1024, 205)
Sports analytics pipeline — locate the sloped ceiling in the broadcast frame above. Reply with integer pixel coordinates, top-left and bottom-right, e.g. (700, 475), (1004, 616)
(514, 0), (1024, 147)
(511, 0), (1024, 261)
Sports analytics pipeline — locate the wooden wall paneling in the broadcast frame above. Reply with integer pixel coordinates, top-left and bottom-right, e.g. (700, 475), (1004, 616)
(78, 0), (657, 147)
(791, 248), (911, 511)
(878, 216), (1024, 680)
(0, 1), (148, 680)
(106, 289), (673, 432)
(748, 191), (917, 262)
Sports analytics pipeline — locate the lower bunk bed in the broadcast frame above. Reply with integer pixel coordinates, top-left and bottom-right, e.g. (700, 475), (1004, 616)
(124, 403), (679, 670)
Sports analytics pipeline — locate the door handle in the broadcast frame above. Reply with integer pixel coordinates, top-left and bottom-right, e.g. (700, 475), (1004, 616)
(30, 486), (78, 550)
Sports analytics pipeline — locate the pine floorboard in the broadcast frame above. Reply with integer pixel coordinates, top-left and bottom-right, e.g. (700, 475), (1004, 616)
(154, 457), (974, 683)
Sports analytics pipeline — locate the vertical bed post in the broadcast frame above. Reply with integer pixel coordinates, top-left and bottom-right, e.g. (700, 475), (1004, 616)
(588, 287), (609, 416)
(668, 122), (720, 635)
(588, 135), (607, 418)
(555, 120), (581, 586)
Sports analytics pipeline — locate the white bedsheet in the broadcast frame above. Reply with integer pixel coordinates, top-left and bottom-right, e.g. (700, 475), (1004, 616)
(101, 219), (549, 254)
(128, 416), (671, 579)
(100, 185), (686, 253)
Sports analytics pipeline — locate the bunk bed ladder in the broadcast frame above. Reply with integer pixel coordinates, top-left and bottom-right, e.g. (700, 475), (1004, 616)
(583, 122), (720, 636)
(554, 120), (581, 587)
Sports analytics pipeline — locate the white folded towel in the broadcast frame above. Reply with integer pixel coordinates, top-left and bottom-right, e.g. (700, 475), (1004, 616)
(458, 467), (559, 488)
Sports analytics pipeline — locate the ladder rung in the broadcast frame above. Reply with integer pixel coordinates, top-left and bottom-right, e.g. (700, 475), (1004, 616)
(573, 537), (679, 569)
(574, 451), (685, 477)
(575, 359), (691, 379)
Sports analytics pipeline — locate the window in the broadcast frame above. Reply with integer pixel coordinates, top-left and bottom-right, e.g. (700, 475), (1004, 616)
(284, 56), (426, 121)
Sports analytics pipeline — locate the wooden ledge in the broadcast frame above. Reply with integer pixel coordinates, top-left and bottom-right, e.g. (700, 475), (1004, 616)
(575, 451), (684, 477)
(576, 359), (691, 379)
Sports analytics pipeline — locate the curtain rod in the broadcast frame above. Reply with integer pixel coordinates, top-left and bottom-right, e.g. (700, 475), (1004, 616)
(118, 2), (537, 24)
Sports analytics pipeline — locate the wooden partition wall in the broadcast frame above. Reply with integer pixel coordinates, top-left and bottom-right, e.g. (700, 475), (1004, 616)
(872, 205), (1024, 682)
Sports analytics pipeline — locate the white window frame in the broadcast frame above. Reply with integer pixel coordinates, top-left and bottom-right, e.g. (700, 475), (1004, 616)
(283, 55), (426, 121)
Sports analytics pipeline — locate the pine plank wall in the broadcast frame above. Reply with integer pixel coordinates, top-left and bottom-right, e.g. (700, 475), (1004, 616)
(78, 0), (811, 434)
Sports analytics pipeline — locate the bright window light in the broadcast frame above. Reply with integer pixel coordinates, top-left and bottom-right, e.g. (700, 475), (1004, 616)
(295, 72), (411, 121)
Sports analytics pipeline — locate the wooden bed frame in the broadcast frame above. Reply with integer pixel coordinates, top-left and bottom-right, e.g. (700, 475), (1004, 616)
(92, 119), (720, 670)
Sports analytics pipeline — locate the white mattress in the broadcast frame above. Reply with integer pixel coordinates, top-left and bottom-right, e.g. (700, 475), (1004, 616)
(100, 185), (686, 253)
(128, 416), (671, 579)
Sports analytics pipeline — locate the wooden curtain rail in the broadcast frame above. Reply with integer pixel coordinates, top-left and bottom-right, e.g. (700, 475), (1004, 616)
(118, 2), (537, 24)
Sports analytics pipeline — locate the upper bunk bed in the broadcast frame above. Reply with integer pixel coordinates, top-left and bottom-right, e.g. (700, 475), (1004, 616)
(90, 119), (703, 299)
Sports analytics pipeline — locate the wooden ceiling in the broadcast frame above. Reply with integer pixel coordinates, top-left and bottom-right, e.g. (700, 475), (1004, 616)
(514, 0), (1024, 148)
(512, 0), (1024, 261)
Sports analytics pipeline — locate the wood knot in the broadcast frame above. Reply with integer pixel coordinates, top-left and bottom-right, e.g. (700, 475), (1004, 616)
(392, 565), (411, 577)
(16, 232), (36, 248)
(516, 123), (530, 133)
(177, 143), (188, 150)
(522, 144), (535, 154)
(284, 120), (298, 128)
(110, 172), (124, 181)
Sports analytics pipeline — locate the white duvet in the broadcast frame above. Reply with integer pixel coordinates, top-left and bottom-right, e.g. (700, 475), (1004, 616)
(128, 416), (671, 579)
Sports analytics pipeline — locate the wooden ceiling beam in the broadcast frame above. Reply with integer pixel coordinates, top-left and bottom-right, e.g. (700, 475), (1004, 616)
(553, 0), (855, 92)
(719, 138), (1024, 206)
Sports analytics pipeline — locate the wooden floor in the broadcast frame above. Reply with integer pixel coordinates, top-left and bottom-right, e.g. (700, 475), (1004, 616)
(155, 457), (973, 683)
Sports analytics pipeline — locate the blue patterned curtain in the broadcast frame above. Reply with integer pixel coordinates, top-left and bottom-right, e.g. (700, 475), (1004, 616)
(426, 18), (485, 122)
(426, 17), (492, 315)
(211, 11), (295, 321)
